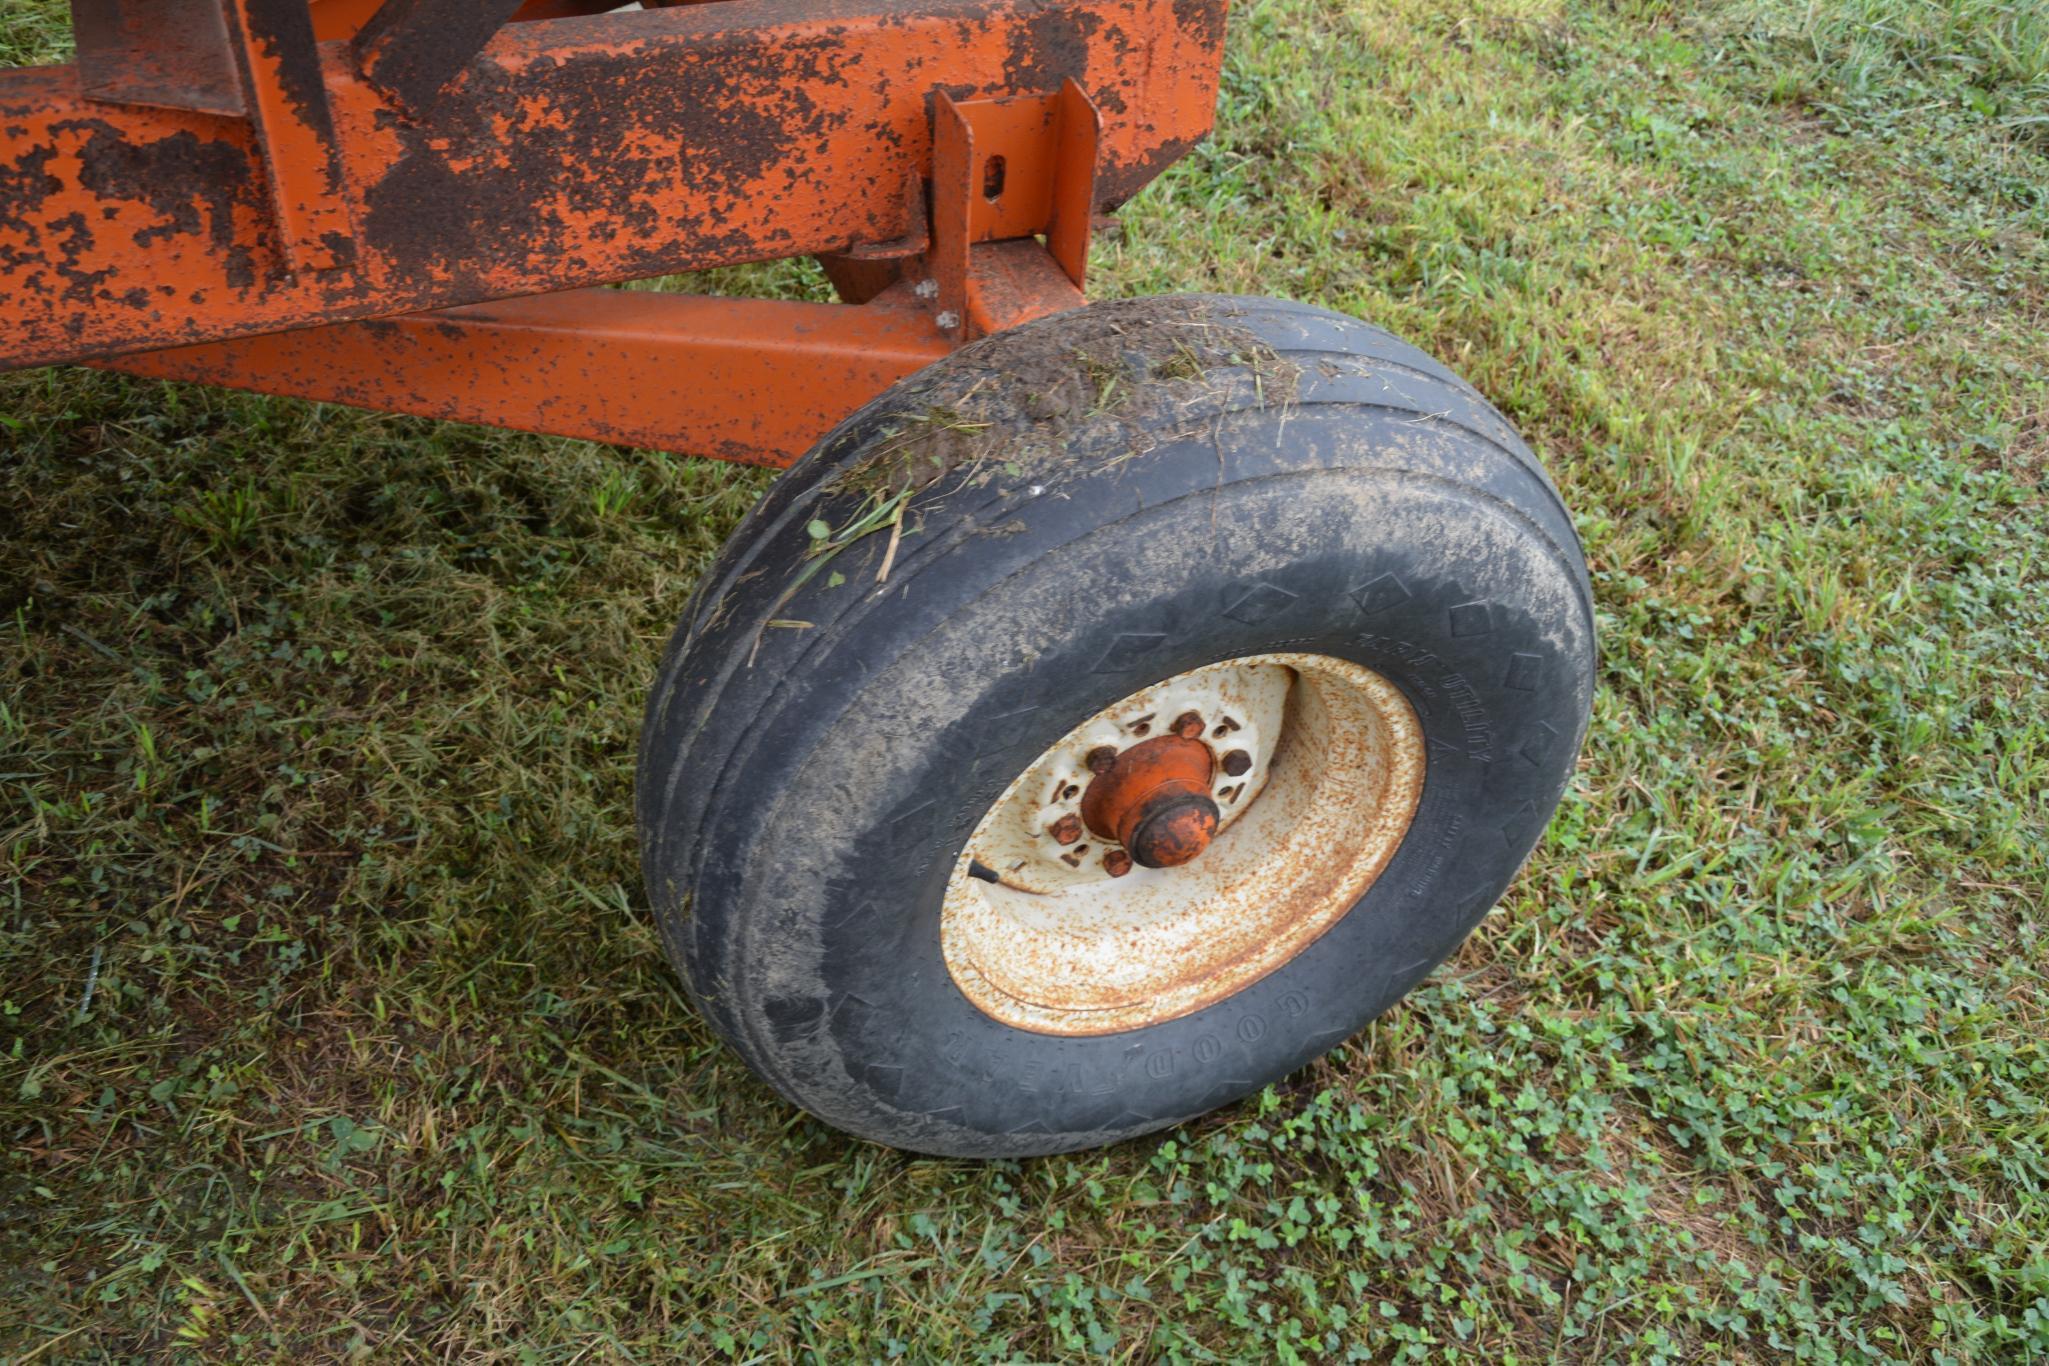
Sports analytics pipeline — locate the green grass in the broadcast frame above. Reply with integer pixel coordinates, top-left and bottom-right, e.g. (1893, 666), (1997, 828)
(3, 0), (2046, 1357)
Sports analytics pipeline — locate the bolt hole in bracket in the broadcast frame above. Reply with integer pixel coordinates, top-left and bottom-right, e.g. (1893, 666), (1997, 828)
(929, 79), (1101, 343)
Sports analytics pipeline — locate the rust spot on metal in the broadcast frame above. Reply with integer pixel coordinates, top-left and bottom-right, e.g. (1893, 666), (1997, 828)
(354, 0), (529, 119)
(1170, 0), (1227, 56)
(1002, 7), (1099, 96)
(67, 120), (262, 282)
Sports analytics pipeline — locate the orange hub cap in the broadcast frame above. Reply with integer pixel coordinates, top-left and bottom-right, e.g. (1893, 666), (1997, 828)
(1078, 734), (1220, 868)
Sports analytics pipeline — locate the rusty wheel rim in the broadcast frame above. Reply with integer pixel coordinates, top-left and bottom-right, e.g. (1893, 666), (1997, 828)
(941, 653), (1426, 1036)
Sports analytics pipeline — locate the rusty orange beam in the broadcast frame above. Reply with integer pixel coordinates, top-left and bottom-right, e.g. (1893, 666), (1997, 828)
(0, 0), (1226, 371)
(94, 243), (1086, 464)
(86, 71), (1093, 468)
(95, 288), (959, 466)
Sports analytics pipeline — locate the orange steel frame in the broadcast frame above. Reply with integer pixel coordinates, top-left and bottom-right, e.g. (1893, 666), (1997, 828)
(0, 0), (1228, 465)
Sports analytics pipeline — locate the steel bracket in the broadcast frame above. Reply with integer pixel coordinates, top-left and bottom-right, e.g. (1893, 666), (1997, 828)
(929, 80), (1101, 341)
(223, 0), (357, 273)
(73, 0), (248, 115)
(74, 0), (357, 275)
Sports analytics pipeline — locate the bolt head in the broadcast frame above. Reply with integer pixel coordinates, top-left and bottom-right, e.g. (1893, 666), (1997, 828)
(1172, 710), (1205, 739)
(1103, 849), (1133, 878)
(1221, 749), (1253, 777)
(1049, 813), (1084, 845)
(1085, 745), (1119, 773)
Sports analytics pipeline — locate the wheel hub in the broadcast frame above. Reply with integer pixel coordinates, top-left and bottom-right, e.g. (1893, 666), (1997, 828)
(967, 659), (1291, 893)
(1078, 733), (1219, 868)
(941, 653), (1426, 1035)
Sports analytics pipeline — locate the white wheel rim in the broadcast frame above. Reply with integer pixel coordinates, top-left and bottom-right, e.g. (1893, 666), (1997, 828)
(941, 653), (1426, 1036)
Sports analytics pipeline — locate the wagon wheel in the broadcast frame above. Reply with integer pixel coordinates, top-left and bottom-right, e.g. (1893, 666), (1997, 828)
(636, 295), (1595, 1156)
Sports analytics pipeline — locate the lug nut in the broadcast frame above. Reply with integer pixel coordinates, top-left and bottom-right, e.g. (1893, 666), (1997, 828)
(1049, 814), (1084, 845)
(1103, 849), (1133, 877)
(1085, 745), (1119, 773)
(1172, 710), (1205, 739)
(1221, 749), (1252, 777)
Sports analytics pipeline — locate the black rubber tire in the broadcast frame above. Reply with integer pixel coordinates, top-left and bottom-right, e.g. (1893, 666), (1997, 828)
(636, 295), (1594, 1157)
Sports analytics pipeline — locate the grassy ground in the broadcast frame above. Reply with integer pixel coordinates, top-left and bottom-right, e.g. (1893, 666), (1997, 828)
(3, 0), (2046, 1358)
